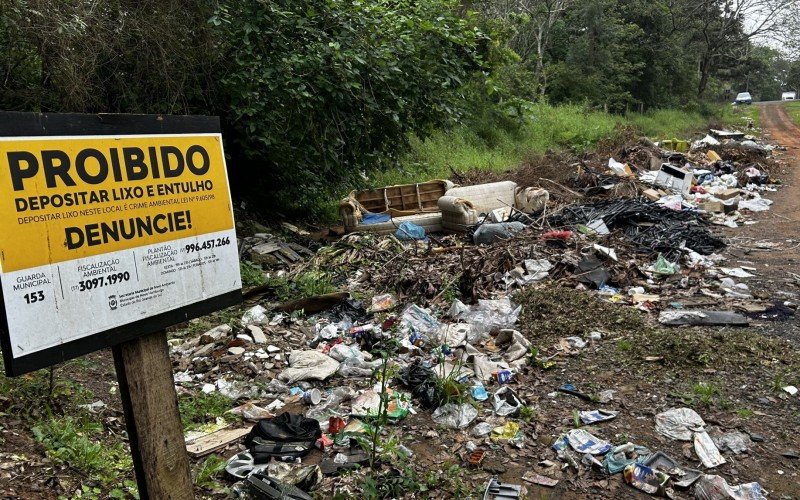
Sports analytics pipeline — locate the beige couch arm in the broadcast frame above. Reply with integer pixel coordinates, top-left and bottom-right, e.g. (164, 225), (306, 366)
(339, 198), (361, 232)
(514, 187), (549, 213)
(438, 196), (478, 232)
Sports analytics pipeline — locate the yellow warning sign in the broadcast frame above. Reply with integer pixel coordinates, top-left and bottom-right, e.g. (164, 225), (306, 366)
(0, 134), (234, 273)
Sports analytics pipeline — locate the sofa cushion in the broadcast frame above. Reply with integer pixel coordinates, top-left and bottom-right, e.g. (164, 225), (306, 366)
(444, 181), (517, 215)
(344, 212), (442, 235)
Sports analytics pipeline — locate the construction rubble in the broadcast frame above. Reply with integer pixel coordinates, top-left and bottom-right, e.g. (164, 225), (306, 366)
(171, 128), (798, 499)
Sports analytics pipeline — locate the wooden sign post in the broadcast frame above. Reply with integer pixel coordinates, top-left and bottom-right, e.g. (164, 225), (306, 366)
(0, 112), (242, 498)
(114, 331), (193, 499)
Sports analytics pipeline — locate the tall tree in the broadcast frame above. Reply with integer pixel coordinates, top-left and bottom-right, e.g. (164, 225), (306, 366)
(478, 0), (574, 94)
(677, 0), (797, 96)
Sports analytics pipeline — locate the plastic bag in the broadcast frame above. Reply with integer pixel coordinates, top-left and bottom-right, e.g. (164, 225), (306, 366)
(471, 422), (493, 437)
(242, 305), (268, 327)
(655, 407), (705, 441)
(565, 428), (611, 455)
(395, 221), (426, 241)
(328, 344), (365, 363)
(401, 304), (440, 336)
(369, 293), (397, 312)
(338, 359), (378, 378)
(459, 298), (521, 338)
(492, 386), (523, 417)
(448, 299), (470, 318)
(305, 387), (355, 422)
(490, 422), (521, 442)
(694, 474), (766, 500)
(495, 329), (531, 362)
(279, 351), (340, 384)
(471, 383), (489, 401)
(396, 362), (439, 409)
(473, 222), (525, 245)
(431, 403), (478, 429)
(351, 389), (410, 421)
(433, 323), (470, 347)
(710, 430), (750, 455)
(650, 254), (678, 275)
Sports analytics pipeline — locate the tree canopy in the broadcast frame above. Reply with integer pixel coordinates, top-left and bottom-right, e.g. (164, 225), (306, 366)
(1, 0), (798, 213)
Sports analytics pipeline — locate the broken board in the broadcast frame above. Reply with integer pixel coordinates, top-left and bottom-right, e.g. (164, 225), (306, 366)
(659, 311), (749, 327)
(186, 426), (251, 458)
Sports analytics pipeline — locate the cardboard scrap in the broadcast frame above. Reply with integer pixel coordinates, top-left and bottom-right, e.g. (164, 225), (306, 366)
(717, 188), (740, 200)
(523, 472), (559, 487)
(186, 426), (250, 458)
(643, 188), (662, 201)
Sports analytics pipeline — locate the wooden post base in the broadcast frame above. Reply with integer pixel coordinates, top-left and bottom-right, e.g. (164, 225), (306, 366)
(113, 330), (194, 500)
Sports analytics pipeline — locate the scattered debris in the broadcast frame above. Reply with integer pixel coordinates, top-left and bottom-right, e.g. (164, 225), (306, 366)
(159, 127), (793, 498)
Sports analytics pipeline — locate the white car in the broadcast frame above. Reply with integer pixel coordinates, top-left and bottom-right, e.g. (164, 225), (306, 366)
(782, 92), (796, 101)
(734, 92), (752, 105)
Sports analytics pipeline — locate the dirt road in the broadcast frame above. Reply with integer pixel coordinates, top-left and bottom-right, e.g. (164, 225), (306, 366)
(725, 102), (800, 338)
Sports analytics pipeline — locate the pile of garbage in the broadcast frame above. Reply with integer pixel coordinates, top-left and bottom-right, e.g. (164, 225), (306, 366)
(173, 127), (795, 498)
(548, 198), (725, 259)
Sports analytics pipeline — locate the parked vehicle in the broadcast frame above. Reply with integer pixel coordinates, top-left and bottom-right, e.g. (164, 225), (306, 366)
(734, 92), (752, 105)
(782, 91), (796, 101)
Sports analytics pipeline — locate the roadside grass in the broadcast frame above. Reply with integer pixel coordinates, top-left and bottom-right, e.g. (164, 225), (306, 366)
(179, 390), (238, 431)
(0, 362), (138, 497)
(240, 260), (267, 287)
(367, 104), (741, 190)
(32, 415), (133, 485)
(263, 269), (336, 302)
(784, 101), (800, 127)
(736, 104), (761, 130)
(306, 102), (750, 221)
(194, 454), (228, 491)
(692, 381), (720, 406)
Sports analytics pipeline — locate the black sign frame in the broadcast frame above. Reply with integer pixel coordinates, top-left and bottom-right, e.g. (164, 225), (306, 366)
(0, 112), (242, 376)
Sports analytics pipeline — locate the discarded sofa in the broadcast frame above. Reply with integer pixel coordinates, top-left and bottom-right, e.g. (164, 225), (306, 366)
(339, 180), (453, 234)
(340, 179), (548, 235)
(438, 181), (549, 232)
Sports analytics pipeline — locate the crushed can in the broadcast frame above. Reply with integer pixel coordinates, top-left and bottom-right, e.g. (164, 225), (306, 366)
(348, 324), (375, 336)
(409, 332), (426, 347)
(495, 369), (513, 384)
(315, 434), (333, 451)
(329, 416), (346, 435)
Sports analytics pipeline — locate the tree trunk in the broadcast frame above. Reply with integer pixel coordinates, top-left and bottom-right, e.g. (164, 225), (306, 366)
(697, 54), (712, 98)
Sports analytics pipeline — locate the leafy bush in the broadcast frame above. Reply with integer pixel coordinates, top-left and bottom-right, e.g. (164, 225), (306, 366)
(178, 391), (237, 431)
(217, 0), (489, 216)
(32, 416), (131, 483)
(239, 261), (266, 287)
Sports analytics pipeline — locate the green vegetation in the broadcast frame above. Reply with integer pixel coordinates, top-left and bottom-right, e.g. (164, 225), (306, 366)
(2, 1), (795, 218)
(358, 461), (474, 499)
(178, 391), (237, 431)
(32, 416), (133, 487)
(217, 0), (491, 216)
(785, 102), (800, 127)
(739, 104), (761, 130)
(194, 454), (227, 491)
(375, 104), (743, 186)
(265, 270), (336, 302)
(616, 340), (633, 352)
(519, 405), (535, 422)
(239, 261), (266, 288)
(692, 381), (720, 406)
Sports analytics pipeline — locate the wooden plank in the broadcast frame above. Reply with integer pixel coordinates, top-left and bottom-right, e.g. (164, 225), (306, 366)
(113, 330), (193, 500)
(186, 427), (251, 458)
